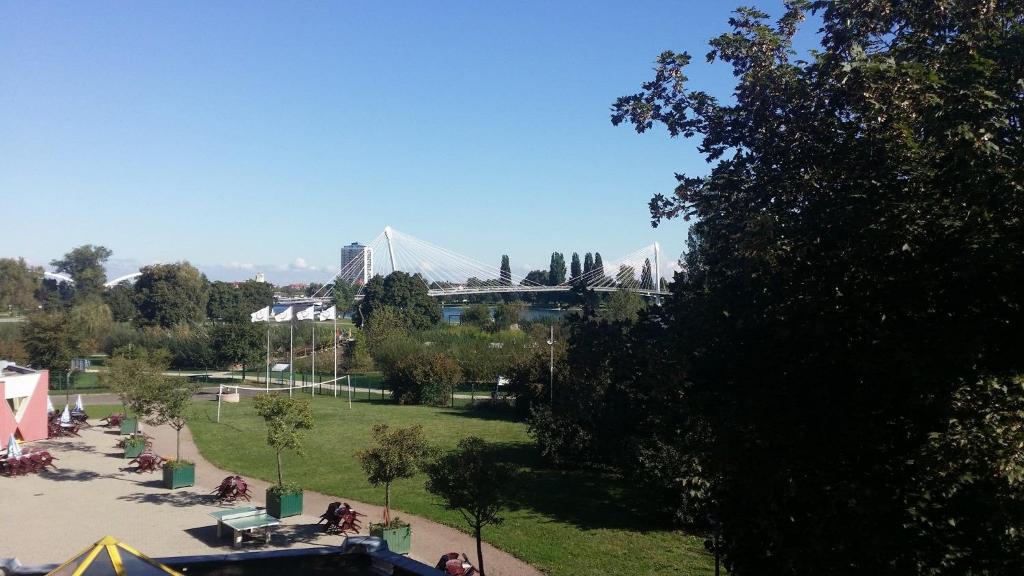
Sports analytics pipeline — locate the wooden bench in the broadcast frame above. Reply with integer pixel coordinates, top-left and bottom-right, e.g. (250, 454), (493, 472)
(209, 507), (280, 548)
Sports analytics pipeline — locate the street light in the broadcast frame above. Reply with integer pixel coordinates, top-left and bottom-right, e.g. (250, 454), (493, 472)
(546, 325), (555, 403)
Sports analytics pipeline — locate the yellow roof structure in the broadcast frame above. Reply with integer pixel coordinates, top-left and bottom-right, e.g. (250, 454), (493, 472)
(46, 536), (182, 576)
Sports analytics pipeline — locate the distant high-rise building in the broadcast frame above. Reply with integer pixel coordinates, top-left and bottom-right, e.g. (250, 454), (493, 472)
(339, 242), (372, 285)
(254, 272), (266, 283)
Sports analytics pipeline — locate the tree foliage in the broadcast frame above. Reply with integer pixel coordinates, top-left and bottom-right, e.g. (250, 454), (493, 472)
(211, 321), (263, 373)
(500, 255), (512, 286)
(461, 303), (491, 329)
(253, 394), (314, 489)
(385, 350), (463, 406)
(425, 436), (515, 576)
(20, 310), (81, 375)
(357, 272), (440, 331)
(570, 252), (582, 281)
(356, 423), (431, 525)
(592, 253), (605, 280)
(137, 377), (198, 461)
(548, 252), (567, 286)
(104, 283), (138, 322)
(50, 244), (111, 301)
(0, 258), (41, 312)
(135, 262), (209, 327)
(612, 2), (1024, 574)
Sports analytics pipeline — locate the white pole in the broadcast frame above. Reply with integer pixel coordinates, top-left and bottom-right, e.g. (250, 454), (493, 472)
(311, 312), (316, 397)
(265, 322), (270, 393)
(217, 384), (223, 423)
(347, 375), (352, 409)
(289, 321), (294, 398)
(333, 312), (338, 399)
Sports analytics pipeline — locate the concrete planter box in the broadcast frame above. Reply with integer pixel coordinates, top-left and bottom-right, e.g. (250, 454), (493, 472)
(267, 489), (303, 518)
(370, 523), (411, 555)
(163, 463), (195, 489)
(120, 418), (138, 435)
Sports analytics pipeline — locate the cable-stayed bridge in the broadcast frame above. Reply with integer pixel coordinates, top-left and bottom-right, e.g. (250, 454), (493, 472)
(281, 226), (669, 306)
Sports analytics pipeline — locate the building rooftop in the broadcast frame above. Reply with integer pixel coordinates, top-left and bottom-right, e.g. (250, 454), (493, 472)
(0, 361), (37, 377)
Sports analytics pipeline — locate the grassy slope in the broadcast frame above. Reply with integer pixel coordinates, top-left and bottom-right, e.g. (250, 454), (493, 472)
(188, 395), (715, 576)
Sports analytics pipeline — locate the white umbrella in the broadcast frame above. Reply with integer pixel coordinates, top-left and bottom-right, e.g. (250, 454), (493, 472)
(60, 404), (71, 425)
(47, 396), (55, 413)
(75, 394), (84, 412)
(6, 434), (22, 458)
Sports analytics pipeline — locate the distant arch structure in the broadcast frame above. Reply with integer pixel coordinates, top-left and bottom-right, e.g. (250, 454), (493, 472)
(104, 272), (142, 287)
(285, 226), (672, 306)
(43, 272), (74, 284)
(40, 270), (143, 288)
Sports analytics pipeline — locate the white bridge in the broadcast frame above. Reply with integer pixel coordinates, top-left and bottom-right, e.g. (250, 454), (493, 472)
(291, 226), (670, 304)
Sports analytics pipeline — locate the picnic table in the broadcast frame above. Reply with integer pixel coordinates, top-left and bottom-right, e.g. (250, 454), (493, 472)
(209, 507), (280, 548)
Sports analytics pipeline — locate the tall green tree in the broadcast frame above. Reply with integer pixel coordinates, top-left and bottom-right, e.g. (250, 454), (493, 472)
(356, 423), (431, 525)
(523, 270), (548, 286)
(615, 264), (637, 287)
(548, 252), (567, 286)
(104, 283), (138, 322)
(0, 258), (41, 313)
(583, 253), (594, 276)
(332, 279), (356, 312)
(50, 245), (112, 301)
(134, 262), (210, 328)
(357, 272), (440, 331)
(211, 321), (264, 378)
(425, 437), (515, 576)
(499, 255), (512, 286)
(206, 281), (240, 321)
(639, 258), (654, 290)
(613, 3), (1024, 575)
(254, 394), (314, 489)
(593, 252), (605, 280)
(20, 310), (81, 379)
(570, 252), (582, 281)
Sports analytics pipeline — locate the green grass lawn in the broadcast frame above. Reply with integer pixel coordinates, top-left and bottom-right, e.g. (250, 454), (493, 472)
(188, 395), (716, 576)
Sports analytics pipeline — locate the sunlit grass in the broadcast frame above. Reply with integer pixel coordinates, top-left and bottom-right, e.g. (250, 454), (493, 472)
(188, 395), (717, 576)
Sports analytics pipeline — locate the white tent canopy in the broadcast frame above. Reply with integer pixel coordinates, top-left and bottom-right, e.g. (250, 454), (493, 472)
(6, 434), (22, 458)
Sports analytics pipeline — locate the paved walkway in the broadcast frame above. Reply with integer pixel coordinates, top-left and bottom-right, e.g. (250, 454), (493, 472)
(0, 418), (542, 576)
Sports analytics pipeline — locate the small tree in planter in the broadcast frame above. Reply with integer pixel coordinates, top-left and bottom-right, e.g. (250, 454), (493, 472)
(253, 394), (313, 518)
(356, 423), (430, 554)
(425, 436), (515, 576)
(104, 350), (167, 434)
(139, 377), (198, 488)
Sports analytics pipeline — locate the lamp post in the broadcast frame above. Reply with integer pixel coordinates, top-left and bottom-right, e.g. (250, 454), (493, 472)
(546, 325), (555, 404)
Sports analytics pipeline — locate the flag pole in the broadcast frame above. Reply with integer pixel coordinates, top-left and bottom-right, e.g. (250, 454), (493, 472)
(333, 309), (338, 399)
(289, 319), (294, 398)
(311, 309), (316, 398)
(265, 317), (270, 393)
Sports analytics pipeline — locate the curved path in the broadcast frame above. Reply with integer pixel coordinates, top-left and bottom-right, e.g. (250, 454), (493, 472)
(1, 419), (541, 576)
(149, 422), (543, 576)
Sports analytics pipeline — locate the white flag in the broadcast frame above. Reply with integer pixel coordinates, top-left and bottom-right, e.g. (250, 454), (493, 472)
(250, 306), (271, 322)
(318, 306), (337, 321)
(296, 305), (316, 321)
(273, 307), (294, 322)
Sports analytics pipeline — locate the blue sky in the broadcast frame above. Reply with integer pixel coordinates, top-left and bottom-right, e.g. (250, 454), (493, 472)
(2, 1), (817, 284)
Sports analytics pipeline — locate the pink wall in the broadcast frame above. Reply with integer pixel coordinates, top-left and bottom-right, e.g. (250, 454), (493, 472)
(0, 369), (50, 448)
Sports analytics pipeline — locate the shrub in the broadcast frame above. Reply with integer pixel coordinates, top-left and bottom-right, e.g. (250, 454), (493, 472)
(386, 350), (462, 406)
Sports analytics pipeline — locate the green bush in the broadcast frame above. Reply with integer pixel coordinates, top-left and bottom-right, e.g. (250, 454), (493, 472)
(386, 350), (462, 406)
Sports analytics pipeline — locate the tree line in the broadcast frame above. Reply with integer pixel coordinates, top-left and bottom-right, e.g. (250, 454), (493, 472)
(533, 3), (1024, 576)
